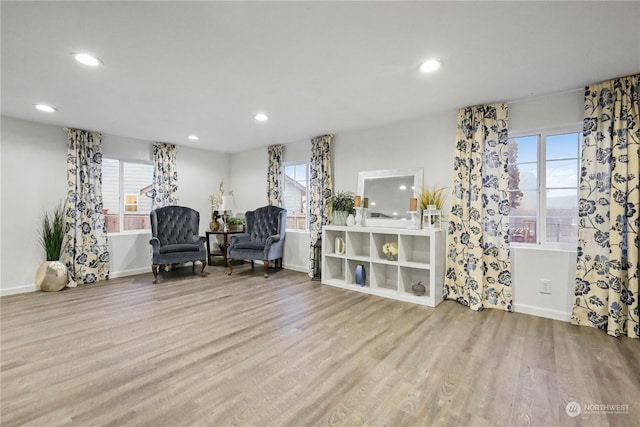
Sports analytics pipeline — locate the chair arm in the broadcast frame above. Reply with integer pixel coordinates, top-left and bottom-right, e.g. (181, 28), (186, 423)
(149, 237), (161, 251)
(229, 233), (250, 246)
(265, 234), (281, 247)
(190, 235), (206, 245)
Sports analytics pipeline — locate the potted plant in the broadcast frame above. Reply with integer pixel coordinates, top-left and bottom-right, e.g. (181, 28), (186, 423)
(329, 191), (355, 226)
(227, 216), (246, 231)
(419, 186), (447, 211)
(35, 202), (68, 291)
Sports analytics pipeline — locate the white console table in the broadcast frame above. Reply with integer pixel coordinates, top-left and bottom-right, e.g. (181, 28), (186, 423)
(321, 225), (444, 307)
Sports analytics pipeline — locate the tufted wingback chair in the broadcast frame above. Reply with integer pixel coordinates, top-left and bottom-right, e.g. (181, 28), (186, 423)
(226, 205), (286, 277)
(149, 206), (207, 283)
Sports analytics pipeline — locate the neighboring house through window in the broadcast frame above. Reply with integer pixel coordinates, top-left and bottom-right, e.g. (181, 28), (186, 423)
(102, 158), (153, 233)
(507, 127), (581, 246)
(283, 162), (309, 230)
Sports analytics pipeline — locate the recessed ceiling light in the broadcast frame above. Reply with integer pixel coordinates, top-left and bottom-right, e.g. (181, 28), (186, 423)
(34, 104), (58, 112)
(419, 59), (441, 73)
(74, 53), (102, 66)
(254, 113), (268, 122)
(188, 135), (199, 140)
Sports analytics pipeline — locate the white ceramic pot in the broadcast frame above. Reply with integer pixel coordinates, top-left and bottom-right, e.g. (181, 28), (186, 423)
(35, 261), (68, 292)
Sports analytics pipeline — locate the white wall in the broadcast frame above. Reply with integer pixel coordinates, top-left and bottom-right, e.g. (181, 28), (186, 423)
(0, 116), (230, 294)
(1, 117), (68, 294)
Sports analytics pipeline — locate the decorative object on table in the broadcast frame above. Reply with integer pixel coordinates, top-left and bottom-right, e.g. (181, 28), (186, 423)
(408, 197), (421, 229)
(209, 210), (220, 231)
(36, 201), (68, 291)
(220, 192), (237, 232)
(346, 214), (356, 226)
(329, 191), (355, 226)
(419, 185), (446, 230)
(382, 242), (398, 261)
(355, 264), (366, 286)
(354, 206), (365, 227)
(419, 185), (446, 211)
(226, 216), (245, 231)
(334, 237), (345, 254)
(411, 281), (426, 296)
(209, 180), (224, 230)
(424, 206), (442, 230)
(408, 210), (421, 229)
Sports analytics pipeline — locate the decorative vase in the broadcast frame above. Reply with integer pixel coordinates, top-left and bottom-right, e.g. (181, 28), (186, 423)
(355, 264), (366, 287)
(209, 220), (220, 231)
(35, 261), (68, 292)
(346, 214), (356, 226)
(411, 281), (426, 296)
(335, 237), (345, 254)
(386, 253), (398, 261)
(332, 210), (348, 226)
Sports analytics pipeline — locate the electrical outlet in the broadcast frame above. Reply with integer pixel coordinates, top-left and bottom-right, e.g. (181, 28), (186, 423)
(540, 279), (551, 294)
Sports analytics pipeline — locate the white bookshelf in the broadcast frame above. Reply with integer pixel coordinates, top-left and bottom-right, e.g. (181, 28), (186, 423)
(322, 225), (444, 307)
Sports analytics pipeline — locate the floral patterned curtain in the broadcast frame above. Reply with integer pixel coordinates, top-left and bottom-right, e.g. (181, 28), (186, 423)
(151, 143), (178, 209)
(61, 128), (110, 286)
(444, 104), (513, 311)
(573, 74), (639, 338)
(267, 144), (283, 206)
(308, 134), (333, 278)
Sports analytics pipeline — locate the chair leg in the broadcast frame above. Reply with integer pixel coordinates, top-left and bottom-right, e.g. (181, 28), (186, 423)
(263, 260), (269, 278)
(152, 265), (159, 284)
(200, 260), (207, 277)
(227, 258), (233, 275)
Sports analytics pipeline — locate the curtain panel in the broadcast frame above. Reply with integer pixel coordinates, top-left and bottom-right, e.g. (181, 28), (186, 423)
(573, 74), (639, 338)
(267, 144), (284, 206)
(308, 134), (333, 278)
(151, 143), (179, 209)
(62, 128), (110, 286)
(444, 103), (513, 311)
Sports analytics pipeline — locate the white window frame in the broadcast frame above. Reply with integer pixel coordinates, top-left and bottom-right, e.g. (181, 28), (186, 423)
(282, 161), (310, 231)
(508, 123), (581, 250)
(103, 157), (153, 235)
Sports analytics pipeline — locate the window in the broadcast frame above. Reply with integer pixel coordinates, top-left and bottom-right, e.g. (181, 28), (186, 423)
(102, 158), (153, 233)
(507, 128), (581, 246)
(283, 162), (309, 230)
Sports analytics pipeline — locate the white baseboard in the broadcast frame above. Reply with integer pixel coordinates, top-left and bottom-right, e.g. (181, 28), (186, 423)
(1, 284), (36, 296)
(283, 263), (309, 274)
(1, 267), (150, 297)
(514, 303), (571, 322)
(109, 266), (150, 279)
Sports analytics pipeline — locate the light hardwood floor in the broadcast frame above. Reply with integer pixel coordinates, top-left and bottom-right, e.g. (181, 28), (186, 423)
(1, 264), (638, 427)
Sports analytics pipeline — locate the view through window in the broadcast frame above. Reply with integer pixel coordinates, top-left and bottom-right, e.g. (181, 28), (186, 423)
(283, 163), (309, 230)
(102, 158), (153, 233)
(507, 130), (580, 246)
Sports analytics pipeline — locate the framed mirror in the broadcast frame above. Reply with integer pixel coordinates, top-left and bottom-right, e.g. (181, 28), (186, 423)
(357, 168), (423, 228)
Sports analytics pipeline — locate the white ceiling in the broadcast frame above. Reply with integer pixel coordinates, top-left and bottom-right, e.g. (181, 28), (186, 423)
(2, 1), (639, 153)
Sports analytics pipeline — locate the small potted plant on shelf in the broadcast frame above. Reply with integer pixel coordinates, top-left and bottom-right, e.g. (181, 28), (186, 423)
(329, 191), (355, 226)
(419, 185), (446, 211)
